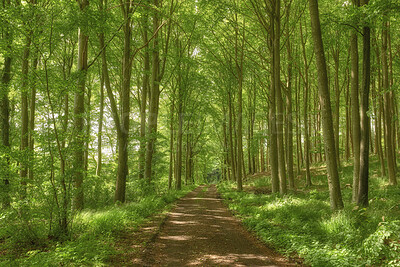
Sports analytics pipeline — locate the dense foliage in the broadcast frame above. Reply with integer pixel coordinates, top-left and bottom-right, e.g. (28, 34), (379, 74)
(1, 0), (400, 265)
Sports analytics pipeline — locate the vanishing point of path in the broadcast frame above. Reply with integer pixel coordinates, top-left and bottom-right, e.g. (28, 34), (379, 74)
(140, 185), (302, 266)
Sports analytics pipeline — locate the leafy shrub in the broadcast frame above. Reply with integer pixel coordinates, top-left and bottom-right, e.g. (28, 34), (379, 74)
(363, 220), (400, 266)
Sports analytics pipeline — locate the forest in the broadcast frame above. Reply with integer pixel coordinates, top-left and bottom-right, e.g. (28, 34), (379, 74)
(1, 0), (400, 266)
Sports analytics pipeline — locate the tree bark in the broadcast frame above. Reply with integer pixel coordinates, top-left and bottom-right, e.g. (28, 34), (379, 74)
(115, 2), (132, 202)
(332, 44), (341, 168)
(350, 0), (361, 202)
(176, 70), (183, 190)
(28, 55), (38, 181)
(138, 3), (150, 180)
(228, 90), (237, 182)
(96, 63), (104, 177)
(73, 0), (89, 210)
(286, 12), (295, 190)
(382, 17), (397, 186)
(145, 0), (161, 182)
(1, 0), (12, 208)
(357, 0), (371, 206)
(234, 8), (244, 191)
(20, 35), (31, 198)
(269, 9), (279, 193)
(168, 97), (174, 189)
(300, 21), (312, 186)
(273, 0), (286, 195)
(309, 0), (344, 210)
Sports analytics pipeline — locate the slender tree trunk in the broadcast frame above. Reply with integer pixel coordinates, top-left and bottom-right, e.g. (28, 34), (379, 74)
(357, 0), (371, 206)
(176, 82), (183, 190)
(28, 55), (38, 181)
(115, 4), (132, 202)
(96, 0), (107, 177)
(235, 10), (244, 191)
(20, 36), (31, 198)
(373, 35), (386, 177)
(269, 12), (279, 193)
(286, 31), (295, 190)
(382, 18), (397, 186)
(185, 132), (191, 185)
(332, 45), (341, 168)
(138, 4), (150, 180)
(223, 113), (230, 179)
(228, 91), (237, 181)
(1, 0), (12, 207)
(273, 0), (286, 195)
(84, 84), (91, 173)
(309, 0), (344, 210)
(350, 1), (361, 201)
(295, 73), (303, 174)
(388, 30), (397, 168)
(345, 65), (351, 161)
(260, 121), (265, 172)
(145, 0), (161, 182)
(300, 21), (312, 186)
(168, 97), (174, 189)
(73, 0), (89, 209)
(96, 66), (104, 177)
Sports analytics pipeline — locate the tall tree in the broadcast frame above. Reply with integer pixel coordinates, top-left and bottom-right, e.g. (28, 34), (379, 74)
(351, 0), (361, 202)
(73, 0), (89, 210)
(273, 0), (286, 195)
(1, 0), (13, 208)
(285, 1), (295, 190)
(145, 0), (161, 182)
(357, 0), (371, 206)
(115, 0), (133, 202)
(138, 1), (150, 180)
(309, 0), (344, 210)
(175, 39), (184, 190)
(20, 0), (33, 197)
(382, 16), (397, 186)
(234, 0), (245, 191)
(299, 20), (312, 187)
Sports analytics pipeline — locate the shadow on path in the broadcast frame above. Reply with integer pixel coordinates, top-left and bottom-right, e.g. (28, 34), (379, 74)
(138, 185), (302, 266)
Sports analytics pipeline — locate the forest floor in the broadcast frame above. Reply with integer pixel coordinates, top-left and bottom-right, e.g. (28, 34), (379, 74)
(113, 184), (303, 266)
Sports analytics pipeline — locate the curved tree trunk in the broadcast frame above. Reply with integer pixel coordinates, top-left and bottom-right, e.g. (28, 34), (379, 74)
(309, 0), (344, 210)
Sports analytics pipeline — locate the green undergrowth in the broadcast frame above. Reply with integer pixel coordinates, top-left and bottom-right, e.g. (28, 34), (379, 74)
(218, 164), (400, 267)
(0, 185), (195, 266)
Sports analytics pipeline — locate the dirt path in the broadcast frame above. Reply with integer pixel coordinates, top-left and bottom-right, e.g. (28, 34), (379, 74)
(138, 185), (301, 266)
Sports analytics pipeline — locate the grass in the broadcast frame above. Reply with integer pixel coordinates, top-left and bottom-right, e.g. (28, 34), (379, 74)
(0, 184), (196, 266)
(218, 158), (400, 267)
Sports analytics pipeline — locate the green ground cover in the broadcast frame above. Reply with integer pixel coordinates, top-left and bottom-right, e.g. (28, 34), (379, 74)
(218, 161), (400, 267)
(0, 183), (195, 266)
